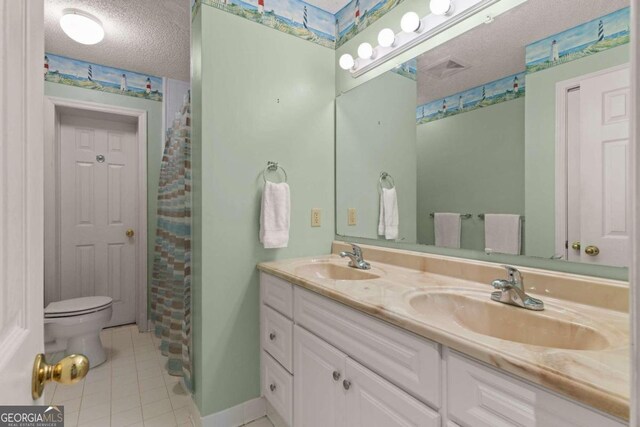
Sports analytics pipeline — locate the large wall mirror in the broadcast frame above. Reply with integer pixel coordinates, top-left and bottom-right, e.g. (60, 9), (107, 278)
(336, 0), (631, 276)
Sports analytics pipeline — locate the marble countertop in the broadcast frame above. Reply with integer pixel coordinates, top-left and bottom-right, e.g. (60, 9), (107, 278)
(258, 253), (629, 420)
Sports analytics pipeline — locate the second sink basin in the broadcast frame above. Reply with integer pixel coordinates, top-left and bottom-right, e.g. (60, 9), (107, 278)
(408, 291), (610, 351)
(295, 263), (380, 281)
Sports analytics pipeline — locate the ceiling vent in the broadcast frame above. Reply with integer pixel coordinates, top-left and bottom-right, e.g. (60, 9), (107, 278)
(422, 57), (470, 80)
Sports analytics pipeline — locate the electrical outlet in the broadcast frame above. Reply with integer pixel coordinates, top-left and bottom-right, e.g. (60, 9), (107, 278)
(311, 208), (321, 227)
(348, 208), (357, 226)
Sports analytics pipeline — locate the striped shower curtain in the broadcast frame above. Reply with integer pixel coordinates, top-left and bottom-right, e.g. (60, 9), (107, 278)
(150, 94), (192, 391)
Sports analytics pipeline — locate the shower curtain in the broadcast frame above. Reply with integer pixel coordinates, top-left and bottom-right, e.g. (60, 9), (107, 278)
(150, 92), (192, 391)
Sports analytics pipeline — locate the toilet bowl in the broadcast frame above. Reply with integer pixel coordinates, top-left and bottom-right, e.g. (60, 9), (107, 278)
(44, 296), (113, 367)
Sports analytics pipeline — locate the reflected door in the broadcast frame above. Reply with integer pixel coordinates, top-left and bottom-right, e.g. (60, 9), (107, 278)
(59, 113), (138, 326)
(572, 66), (630, 267)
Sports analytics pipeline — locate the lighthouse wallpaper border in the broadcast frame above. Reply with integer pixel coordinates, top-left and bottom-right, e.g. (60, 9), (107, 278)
(44, 53), (163, 102)
(416, 71), (526, 125)
(525, 7), (630, 74)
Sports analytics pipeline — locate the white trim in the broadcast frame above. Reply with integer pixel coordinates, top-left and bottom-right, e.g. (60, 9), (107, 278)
(553, 64), (630, 263)
(200, 397), (266, 427)
(630, 0), (639, 424)
(44, 97), (149, 332)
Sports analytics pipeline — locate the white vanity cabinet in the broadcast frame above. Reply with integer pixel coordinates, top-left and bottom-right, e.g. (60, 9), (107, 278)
(259, 272), (625, 427)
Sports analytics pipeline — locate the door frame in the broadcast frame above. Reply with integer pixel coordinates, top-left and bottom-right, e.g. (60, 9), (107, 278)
(553, 63), (630, 261)
(44, 97), (149, 332)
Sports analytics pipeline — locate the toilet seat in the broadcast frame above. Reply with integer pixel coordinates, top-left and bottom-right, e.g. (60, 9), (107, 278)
(45, 296), (113, 318)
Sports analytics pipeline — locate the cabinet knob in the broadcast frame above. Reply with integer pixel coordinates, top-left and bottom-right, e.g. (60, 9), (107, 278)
(332, 371), (341, 381)
(342, 380), (351, 390)
(269, 383), (276, 392)
(571, 241), (581, 251)
(269, 332), (276, 341)
(585, 245), (600, 256)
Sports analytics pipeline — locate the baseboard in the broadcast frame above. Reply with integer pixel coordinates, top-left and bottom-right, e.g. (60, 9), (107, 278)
(201, 397), (266, 427)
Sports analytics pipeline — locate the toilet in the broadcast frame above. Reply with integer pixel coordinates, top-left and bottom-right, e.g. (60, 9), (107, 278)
(44, 296), (113, 367)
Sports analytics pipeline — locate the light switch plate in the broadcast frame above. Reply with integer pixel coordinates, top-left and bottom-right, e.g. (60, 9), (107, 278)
(348, 208), (357, 226)
(311, 208), (321, 227)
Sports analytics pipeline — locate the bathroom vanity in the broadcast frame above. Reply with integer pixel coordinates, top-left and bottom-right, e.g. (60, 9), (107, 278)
(257, 243), (628, 427)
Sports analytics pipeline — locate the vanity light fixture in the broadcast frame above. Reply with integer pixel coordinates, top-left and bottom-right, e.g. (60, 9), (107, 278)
(357, 42), (375, 59)
(60, 9), (105, 45)
(430, 0), (454, 16)
(341, 0), (524, 78)
(377, 28), (396, 47)
(339, 53), (356, 70)
(401, 12), (422, 33)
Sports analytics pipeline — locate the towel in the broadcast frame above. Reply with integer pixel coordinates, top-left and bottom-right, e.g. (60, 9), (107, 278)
(434, 213), (461, 248)
(484, 214), (521, 255)
(378, 187), (399, 240)
(260, 181), (290, 248)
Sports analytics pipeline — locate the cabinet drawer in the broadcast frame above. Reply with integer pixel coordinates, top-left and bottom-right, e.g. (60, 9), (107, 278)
(294, 287), (441, 408)
(447, 352), (624, 427)
(262, 304), (293, 372)
(262, 351), (293, 427)
(261, 272), (293, 318)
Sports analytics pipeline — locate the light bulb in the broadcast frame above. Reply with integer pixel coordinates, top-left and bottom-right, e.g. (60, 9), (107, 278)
(401, 12), (421, 33)
(339, 54), (355, 70)
(429, 0), (453, 16)
(60, 9), (104, 45)
(377, 28), (395, 48)
(357, 43), (374, 59)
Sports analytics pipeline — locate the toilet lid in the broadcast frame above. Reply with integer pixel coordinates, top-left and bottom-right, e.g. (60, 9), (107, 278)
(45, 296), (112, 318)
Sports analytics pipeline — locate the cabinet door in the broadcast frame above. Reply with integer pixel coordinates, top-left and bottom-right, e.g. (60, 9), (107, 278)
(345, 358), (440, 427)
(294, 325), (346, 427)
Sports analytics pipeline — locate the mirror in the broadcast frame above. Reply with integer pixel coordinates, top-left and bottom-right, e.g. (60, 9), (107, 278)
(336, 0), (631, 271)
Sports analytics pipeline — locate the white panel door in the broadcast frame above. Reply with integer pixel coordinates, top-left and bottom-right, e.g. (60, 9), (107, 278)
(580, 67), (630, 266)
(345, 358), (440, 427)
(293, 325), (346, 427)
(59, 113), (137, 326)
(0, 0), (45, 404)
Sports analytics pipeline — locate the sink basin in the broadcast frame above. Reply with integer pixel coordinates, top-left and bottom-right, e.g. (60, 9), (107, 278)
(295, 263), (380, 281)
(408, 291), (609, 351)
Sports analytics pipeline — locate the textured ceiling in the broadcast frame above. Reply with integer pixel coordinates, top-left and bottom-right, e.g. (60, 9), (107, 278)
(417, 0), (629, 105)
(45, 0), (191, 82)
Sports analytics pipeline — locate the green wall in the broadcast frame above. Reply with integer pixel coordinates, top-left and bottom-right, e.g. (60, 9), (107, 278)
(336, 72), (417, 242)
(524, 45), (630, 259)
(192, 5), (335, 416)
(417, 98), (525, 251)
(44, 81), (163, 308)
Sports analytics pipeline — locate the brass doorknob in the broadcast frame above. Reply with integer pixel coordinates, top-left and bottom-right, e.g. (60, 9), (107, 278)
(585, 245), (600, 256)
(571, 242), (581, 250)
(32, 354), (89, 399)
(126, 229), (135, 238)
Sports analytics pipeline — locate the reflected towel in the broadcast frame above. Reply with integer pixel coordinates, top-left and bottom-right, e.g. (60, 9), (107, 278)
(378, 187), (399, 240)
(260, 181), (290, 249)
(434, 213), (461, 249)
(484, 214), (521, 255)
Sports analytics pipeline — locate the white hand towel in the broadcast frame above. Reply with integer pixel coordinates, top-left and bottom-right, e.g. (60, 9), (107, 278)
(259, 181), (290, 249)
(484, 214), (521, 255)
(434, 213), (461, 248)
(382, 187), (399, 240)
(378, 192), (385, 236)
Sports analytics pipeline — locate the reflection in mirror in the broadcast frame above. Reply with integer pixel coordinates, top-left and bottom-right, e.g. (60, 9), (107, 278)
(336, 0), (631, 270)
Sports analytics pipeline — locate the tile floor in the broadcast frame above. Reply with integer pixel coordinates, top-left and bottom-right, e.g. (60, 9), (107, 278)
(45, 324), (273, 427)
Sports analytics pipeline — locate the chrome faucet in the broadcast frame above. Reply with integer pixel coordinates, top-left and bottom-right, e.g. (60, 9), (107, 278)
(339, 244), (371, 270)
(491, 265), (544, 311)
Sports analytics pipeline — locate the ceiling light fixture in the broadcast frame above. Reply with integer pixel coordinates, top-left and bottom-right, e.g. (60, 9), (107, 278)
(401, 12), (422, 33)
(429, 0), (454, 16)
(60, 9), (105, 45)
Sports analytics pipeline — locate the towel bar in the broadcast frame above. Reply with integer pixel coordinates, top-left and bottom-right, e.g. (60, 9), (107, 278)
(430, 213), (472, 219)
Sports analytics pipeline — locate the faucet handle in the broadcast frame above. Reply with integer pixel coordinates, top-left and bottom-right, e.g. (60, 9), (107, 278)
(350, 244), (363, 257)
(500, 265), (523, 284)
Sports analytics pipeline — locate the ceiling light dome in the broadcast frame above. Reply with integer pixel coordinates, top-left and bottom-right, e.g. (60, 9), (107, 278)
(60, 9), (105, 45)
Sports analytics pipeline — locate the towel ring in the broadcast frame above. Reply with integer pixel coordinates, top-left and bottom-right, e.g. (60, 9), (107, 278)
(379, 172), (395, 192)
(263, 161), (288, 183)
